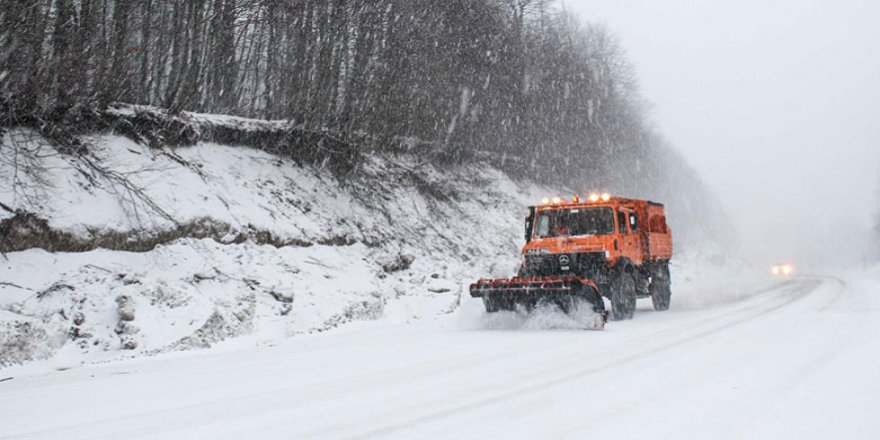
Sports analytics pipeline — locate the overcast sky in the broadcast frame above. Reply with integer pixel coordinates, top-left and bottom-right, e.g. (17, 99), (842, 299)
(563, 0), (880, 267)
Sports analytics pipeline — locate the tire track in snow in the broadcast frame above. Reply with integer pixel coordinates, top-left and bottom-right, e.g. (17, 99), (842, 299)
(331, 279), (823, 439)
(540, 275), (854, 440)
(0, 279), (820, 440)
(0, 330), (587, 440)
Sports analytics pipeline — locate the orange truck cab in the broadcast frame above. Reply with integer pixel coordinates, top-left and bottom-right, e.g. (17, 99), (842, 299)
(470, 194), (673, 321)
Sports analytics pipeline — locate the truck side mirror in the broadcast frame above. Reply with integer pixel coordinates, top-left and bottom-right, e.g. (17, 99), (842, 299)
(524, 207), (535, 243)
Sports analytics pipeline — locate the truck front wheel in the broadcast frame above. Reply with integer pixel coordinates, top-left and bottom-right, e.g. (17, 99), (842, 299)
(611, 270), (636, 320)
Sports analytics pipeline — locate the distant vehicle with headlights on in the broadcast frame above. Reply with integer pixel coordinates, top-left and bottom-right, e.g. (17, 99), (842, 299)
(771, 263), (794, 276)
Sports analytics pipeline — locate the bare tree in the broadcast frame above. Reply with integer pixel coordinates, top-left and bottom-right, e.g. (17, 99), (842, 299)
(0, 0), (702, 203)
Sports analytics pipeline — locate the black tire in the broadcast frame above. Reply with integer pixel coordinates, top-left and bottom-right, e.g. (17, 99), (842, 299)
(651, 284), (671, 311)
(650, 262), (672, 311)
(611, 269), (636, 320)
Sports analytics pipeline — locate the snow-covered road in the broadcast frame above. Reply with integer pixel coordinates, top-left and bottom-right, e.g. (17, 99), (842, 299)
(2, 275), (878, 439)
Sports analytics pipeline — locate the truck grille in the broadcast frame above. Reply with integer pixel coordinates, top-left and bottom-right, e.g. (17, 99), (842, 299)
(521, 252), (606, 278)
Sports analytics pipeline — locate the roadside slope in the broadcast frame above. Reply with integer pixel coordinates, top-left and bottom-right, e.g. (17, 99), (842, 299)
(1, 128), (544, 367)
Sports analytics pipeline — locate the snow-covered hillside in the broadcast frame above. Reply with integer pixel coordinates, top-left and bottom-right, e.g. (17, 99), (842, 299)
(1, 127), (547, 367)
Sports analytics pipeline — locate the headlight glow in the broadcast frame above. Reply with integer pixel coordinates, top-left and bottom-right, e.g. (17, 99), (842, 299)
(771, 263), (795, 276)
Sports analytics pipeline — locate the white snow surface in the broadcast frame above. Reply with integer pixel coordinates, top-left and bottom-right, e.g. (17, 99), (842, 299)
(1, 269), (878, 439)
(1, 130), (543, 367)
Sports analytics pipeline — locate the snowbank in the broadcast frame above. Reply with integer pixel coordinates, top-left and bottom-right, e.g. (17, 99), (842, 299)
(1, 129), (547, 368)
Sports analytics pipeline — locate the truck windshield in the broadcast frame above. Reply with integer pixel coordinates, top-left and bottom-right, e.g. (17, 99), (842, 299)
(534, 207), (614, 238)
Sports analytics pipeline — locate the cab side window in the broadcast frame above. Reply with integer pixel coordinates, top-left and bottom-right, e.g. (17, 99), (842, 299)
(617, 211), (628, 235)
(629, 213), (638, 232)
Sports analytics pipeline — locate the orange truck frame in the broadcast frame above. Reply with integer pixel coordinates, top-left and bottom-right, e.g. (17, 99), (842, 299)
(470, 194), (673, 321)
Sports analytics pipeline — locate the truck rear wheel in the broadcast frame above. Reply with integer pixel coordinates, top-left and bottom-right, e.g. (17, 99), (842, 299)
(651, 285), (671, 311)
(650, 262), (672, 311)
(611, 270), (636, 320)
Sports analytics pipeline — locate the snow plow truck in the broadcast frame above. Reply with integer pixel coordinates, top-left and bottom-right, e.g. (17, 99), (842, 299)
(470, 193), (673, 326)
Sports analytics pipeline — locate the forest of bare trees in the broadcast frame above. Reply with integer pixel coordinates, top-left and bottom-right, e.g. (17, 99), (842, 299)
(1, 0), (683, 193)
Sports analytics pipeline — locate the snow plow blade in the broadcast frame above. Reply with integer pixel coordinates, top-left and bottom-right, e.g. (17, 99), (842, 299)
(470, 275), (607, 328)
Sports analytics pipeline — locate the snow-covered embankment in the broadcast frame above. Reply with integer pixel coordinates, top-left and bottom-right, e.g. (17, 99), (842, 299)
(1, 119), (545, 368)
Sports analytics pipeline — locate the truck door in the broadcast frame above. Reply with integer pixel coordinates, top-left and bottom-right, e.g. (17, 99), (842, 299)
(630, 212), (647, 264)
(617, 209), (641, 264)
